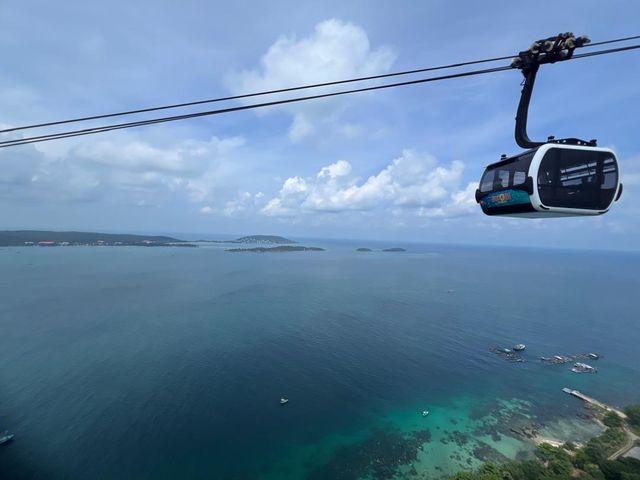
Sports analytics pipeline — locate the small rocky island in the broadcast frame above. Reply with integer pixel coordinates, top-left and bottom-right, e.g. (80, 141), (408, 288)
(356, 248), (373, 252)
(382, 247), (407, 252)
(226, 246), (324, 253)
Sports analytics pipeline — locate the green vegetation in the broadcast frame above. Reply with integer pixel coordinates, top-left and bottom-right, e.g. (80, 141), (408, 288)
(234, 235), (296, 244)
(625, 405), (640, 430)
(382, 247), (406, 252)
(448, 405), (640, 480)
(195, 235), (296, 244)
(603, 412), (625, 428)
(226, 245), (324, 253)
(0, 230), (187, 246)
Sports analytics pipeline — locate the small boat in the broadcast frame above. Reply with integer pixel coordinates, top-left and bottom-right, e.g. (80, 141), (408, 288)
(422, 410), (429, 417)
(0, 431), (14, 445)
(513, 344), (526, 351)
(280, 398), (289, 405)
(571, 362), (597, 373)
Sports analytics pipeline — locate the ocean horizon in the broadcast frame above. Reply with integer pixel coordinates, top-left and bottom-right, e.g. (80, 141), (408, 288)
(1, 239), (638, 479)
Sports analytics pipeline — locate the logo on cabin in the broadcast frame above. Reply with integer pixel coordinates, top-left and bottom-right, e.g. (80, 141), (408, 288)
(481, 190), (530, 208)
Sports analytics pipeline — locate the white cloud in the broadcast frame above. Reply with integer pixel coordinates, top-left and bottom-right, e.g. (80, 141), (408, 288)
(261, 150), (476, 219)
(289, 115), (315, 143)
(222, 191), (266, 217)
(318, 159), (351, 179)
(0, 134), (246, 207)
(228, 19), (396, 142)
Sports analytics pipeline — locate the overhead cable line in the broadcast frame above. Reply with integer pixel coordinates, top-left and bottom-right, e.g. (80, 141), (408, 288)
(0, 54), (515, 134)
(583, 34), (640, 47)
(1, 43), (639, 149)
(2, 33), (637, 135)
(1, 66), (512, 148)
(569, 43), (640, 59)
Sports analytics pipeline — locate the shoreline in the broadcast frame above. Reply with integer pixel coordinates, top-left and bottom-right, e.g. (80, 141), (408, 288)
(532, 434), (579, 449)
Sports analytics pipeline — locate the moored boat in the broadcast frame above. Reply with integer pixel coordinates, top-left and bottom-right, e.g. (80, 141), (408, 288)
(571, 362), (597, 373)
(0, 431), (14, 445)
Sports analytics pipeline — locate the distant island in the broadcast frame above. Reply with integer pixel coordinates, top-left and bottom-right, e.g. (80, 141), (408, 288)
(0, 230), (196, 247)
(235, 235), (296, 244)
(0, 231), (303, 248)
(195, 235), (296, 244)
(226, 246), (324, 253)
(382, 247), (407, 252)
(356, 248), (373, 252)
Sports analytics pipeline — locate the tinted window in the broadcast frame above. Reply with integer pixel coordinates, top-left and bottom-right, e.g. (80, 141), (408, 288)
(537, 148), (618, 210)
(513, 171), (526, 185)
(497, 170), (509, 188)
(480, 170), (494, 192)
(480, 152), (534, 192)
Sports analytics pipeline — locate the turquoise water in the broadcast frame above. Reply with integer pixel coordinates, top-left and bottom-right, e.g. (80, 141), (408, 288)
(0, 242), (638, 479)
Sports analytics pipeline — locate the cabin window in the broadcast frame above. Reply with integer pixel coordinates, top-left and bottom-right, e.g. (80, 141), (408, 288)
(497, 170), (510, 188)
(513, 171), (526, 186)
(480, 152), (534, 193)
(537, 148), (618, 210)
(480, 170), (495, 192)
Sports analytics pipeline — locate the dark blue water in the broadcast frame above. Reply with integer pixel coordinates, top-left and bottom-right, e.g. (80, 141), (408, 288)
(1, 242), (639, 479)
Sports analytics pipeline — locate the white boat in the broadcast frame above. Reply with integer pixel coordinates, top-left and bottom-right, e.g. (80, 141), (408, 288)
(422, 410), (429, 417)
(280, 398), (289, 405)
(0, 431), (14, 445)
(571, 362), (596, 373)
(513, 344), (526, 351)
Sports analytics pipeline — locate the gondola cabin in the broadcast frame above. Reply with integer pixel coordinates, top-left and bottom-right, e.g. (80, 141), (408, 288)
(476, 144), (622, 217)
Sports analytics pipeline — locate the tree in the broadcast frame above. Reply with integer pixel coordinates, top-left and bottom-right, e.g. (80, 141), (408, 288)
(503, 459), (544, 480)
(585, 441), (606, 465)
(624, 404), (640, 428)
(572, 449), (590, 469)
(582, 463), (605, 480)
(603, 412), (624, 428)
(600, 458), (640, 480)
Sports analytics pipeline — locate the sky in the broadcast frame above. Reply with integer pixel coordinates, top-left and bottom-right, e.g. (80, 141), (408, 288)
(1, 0), (639, 249)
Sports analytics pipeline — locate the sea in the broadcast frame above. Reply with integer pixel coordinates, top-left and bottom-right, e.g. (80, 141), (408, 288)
(0, 239), (639, 479)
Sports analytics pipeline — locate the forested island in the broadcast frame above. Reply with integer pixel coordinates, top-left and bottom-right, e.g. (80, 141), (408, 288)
(383, 247), (407, 252)
(0, 230), (194, 247)
(226, 245), (324, 253)
(0, 231), (300, 248)
(448, 405), (640, 480)
(195, 235), (296, 244)
(235, 235), (296, 244)
(356, 248), (373, 252)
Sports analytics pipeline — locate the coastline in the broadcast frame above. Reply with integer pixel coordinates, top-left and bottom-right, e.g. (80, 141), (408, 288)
(260, 395), (607, 480)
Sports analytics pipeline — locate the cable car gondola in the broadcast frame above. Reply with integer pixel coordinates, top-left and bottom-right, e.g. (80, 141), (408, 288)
(476, 33), (623, 217)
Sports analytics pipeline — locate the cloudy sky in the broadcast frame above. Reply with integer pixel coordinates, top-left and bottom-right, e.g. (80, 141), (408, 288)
(1, 1), (639, 249)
